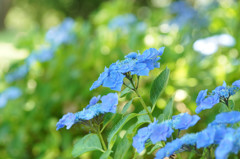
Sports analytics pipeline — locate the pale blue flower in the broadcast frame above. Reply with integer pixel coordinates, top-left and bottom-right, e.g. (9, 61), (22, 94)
(172, 113), (200, 130)
(108, 14), (146, 34)
(45, 18), (75, 47)
(5, 65), (29, 83)
(0, 87), (22, 108)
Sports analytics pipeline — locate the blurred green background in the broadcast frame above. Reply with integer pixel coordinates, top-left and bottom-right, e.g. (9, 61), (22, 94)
(0, 0), (240, 158)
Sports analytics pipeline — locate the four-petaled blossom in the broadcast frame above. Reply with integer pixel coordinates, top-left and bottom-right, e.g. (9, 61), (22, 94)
(56, 93), (118, 130)
(172, 113), (200, 130)
(45, 18), (75, 47)
(0, 87), (22, 108)
(90, 47), (165, 91)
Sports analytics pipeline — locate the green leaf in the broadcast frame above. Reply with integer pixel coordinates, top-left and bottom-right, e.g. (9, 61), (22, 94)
(157, 97), (174, 122)
(150, 67), (170, 106)
(72, 134), (104, 157)
(147, 141), (163, 154)
(229, 100), (235, 110)
(219, 103), (228, 113)
(107, 113), (138, 149)
(100, 149), (112, 159)
(114, 135), (131, 159)
(127, 109), (151, 138)
(120, 87), (133, 98)
(121, 100), (133, 114)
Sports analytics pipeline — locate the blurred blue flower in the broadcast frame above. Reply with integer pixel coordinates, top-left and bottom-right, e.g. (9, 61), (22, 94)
(0, 87), (22, 108)
(193, 34), (235, 55)
(35, 46), (55, 62)
(45, 18), (75, 47)
(108, 14), (146, 34)
(172, 113), (200, 130)
(56, 93), (118, 130)
(196, 127), (215, 148)
(90, 47), (164, 91)
(5, 64), (29, 83)
(169, 1), (208, 28)
(210, 111), (240, 125)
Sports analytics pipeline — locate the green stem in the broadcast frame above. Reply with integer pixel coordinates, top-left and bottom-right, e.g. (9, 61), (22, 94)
(97, 126), (107, 151)
(100, 114), (116, 133)
(134, 90), (154, 122)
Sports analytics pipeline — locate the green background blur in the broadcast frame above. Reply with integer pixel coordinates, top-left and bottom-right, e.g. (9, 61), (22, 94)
(0, 0), (239, 158)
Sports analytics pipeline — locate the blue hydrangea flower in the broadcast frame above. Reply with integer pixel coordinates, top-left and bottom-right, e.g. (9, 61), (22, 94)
(45, 18), (75, 47)
(210, 111), (240, 125)
(132, 127), (152, 153)
(195, 94), (219, 113)
(133, 120), (173, 153)
(195, 81), (240, 113)
(155, 133), (197, 159)
(196, 89), (208, 106)
(196, 127), (216, 148)
(155, 138), (182, 159)
(150, 121), (174, 144)
(172, 113), (200, 130)
(90, 47), (164, 91)
(56, 113), (76, 130)
(0, 87), (22, 108)
(232, 80), (240, 88)
(215, 128), (235, 159)
(56, 93), (118, 130)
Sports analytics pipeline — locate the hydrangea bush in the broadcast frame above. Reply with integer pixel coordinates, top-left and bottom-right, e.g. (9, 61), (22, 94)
(56, 46), (240, 158)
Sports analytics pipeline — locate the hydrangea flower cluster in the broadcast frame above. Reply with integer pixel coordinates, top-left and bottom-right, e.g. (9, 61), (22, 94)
(5, 18), (75, 83)
(133, 113), (200, 153)
(155, 111), (240, 159)
(108, 14), (146, 34)
(56, 93), (118, 130)
(195, 80), (240, 113)
(0, 87), (22, 108)
(90, 47), (165, 91)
